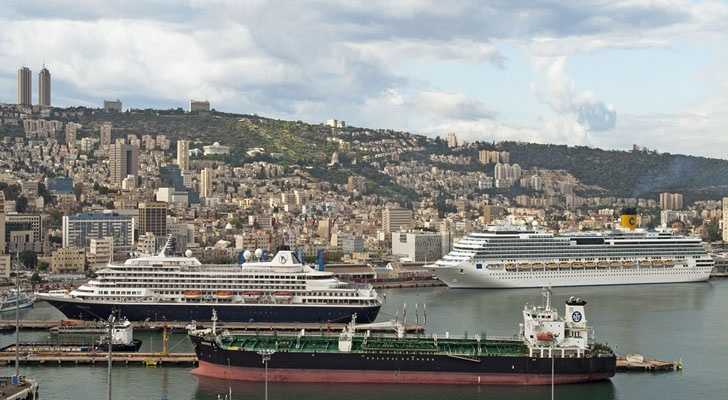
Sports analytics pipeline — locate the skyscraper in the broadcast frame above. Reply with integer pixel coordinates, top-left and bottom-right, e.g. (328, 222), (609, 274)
(38, 67), (51, 106)
(177, 140), (190, 171)
(100, 122), (112, 147)
(200, 167), (213, 198)
(138, 202), (168, 238)
(17, 67), (32, 106)
(382, 207), (413, 233)
(109, 143), (139, 186)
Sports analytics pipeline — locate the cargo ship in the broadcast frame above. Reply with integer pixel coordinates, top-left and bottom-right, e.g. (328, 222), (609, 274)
(189, 289), (616, 385)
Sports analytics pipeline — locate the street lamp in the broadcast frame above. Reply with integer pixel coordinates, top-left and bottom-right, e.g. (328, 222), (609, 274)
(257, 349), (275, 400)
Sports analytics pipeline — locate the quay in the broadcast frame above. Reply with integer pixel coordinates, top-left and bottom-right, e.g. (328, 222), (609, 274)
(0, 351), (197, 367)
(616, 354), (682, 372)
(0, 320), (425, 334)
(0, 376), (39, 400)
(372, 279), (445, 289)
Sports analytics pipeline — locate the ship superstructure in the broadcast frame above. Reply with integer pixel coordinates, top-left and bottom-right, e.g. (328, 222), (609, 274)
(429, 213), (713, 288)
(37, 247), (381, 323)
(189, 289), (615, 385)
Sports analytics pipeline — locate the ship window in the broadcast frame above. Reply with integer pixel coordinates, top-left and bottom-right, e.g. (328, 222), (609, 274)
(476, 264), (483, 270)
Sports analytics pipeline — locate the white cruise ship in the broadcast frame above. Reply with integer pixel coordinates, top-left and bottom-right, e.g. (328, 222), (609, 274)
(429, 213), (713, 289)
(37, 243), (381, 323)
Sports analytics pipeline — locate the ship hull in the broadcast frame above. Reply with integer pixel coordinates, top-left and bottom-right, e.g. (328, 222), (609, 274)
(39, 296), (380, 323)
(192, 342), (615, 385)
(433, 264), (712, 289)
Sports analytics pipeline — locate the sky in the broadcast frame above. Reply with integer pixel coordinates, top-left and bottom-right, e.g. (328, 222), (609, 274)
(1, 0), (727, 158)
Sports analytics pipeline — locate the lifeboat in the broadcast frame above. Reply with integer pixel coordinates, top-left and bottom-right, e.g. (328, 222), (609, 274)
(215, 291), (233, 299)
(242, 291), (260, 297)
(184, 290), (202, 299)
(273, 291), (294, 297)
(536, 331), (554, 342)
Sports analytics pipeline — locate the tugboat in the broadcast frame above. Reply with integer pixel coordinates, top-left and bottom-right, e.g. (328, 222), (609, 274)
(0, 289), (35, 313)
(189, 289), (616, 385)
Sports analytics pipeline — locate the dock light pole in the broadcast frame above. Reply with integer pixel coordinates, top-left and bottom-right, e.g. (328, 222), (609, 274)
(14, 253), (21, 382)
(258, 349), (275, 400)
(107, 312), (116, 400)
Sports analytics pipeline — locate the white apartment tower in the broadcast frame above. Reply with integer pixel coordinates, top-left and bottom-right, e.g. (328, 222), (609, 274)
(200, 167), (213, 198)
(177, 140), (190, 171)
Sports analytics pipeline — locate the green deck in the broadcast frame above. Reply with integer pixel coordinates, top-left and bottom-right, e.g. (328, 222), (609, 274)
(218, 333), (530, 357)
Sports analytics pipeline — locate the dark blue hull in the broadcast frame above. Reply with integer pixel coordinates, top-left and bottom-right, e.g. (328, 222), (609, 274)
(42, 298), (381, 323)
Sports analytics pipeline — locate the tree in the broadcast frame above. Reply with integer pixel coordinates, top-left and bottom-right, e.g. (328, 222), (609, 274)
(19, 250), (37, 269)
(30, 272), (42, 285)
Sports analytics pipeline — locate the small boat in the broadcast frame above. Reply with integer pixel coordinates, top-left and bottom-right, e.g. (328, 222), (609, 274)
(0, 290), (35, 313)
(184, 290), (202, 299)
(214, 291), (233, 299)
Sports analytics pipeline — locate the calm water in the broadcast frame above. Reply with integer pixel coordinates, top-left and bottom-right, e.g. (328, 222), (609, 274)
(2, 280), (728, 399)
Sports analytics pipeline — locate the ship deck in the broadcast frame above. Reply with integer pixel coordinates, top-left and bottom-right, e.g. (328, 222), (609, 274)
(217, 334), (530, 357)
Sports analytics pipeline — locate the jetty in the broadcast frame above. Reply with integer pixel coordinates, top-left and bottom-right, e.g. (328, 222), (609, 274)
(616, 354), (682, 372)
(0, 351), (197, 367)
(0, 319), (424, 334)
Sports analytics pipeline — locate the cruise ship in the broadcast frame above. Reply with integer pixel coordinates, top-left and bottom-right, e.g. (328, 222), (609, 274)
(37, 243), (381, 323)
(429, 210), (714, 288)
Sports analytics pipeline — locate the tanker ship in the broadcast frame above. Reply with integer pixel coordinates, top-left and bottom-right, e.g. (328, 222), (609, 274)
(189, 289), (615, 385)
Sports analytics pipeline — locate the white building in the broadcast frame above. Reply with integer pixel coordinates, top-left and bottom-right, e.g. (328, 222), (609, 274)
(203, 142), (230, 156)
(391, 230), (446, 262)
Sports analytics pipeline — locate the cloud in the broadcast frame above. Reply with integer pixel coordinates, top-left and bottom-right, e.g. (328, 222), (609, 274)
(1, 1), (727, 157)
(532, 56), (617, 133)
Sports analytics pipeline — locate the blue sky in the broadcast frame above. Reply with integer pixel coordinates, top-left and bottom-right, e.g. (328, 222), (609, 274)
(1, 0), (727, 157)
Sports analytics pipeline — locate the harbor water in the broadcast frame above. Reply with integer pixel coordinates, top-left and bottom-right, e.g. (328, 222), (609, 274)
(2, 280), (728, 399)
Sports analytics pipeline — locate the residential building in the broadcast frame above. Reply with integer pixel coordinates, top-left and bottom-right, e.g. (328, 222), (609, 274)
(38, 67), (51, 106)
(88, 237), (113, 267)
(447, 132), (458, 148)
(200, 167), (213, 198)
(659, 192), (684, 210)
(0, 192), (5, 254)
(382, 207), (413, 233)
(110, 143), (139, 186)
(136, 232), (157, 255)
(62, 211), (135, 253)
(50, 247), (85, 274)
(100, 122), (112, 147)
(17, 67), (31, 106)
(723, 197), (728, 242)
(4, 213), (45, 253)
(0, 255), (10, 278)
(65, 122), (80, 149)
(138, 202), (167, 238)
(177, 140), (190, 171)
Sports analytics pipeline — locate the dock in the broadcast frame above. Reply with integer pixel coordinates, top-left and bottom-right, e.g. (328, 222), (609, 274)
(0, 351), (197, 367)
(0, 320), (424, 334)
(616, 354), (682, 372)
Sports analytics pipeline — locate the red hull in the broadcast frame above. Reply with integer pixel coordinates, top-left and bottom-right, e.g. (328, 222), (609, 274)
(192, 361), (612, 385)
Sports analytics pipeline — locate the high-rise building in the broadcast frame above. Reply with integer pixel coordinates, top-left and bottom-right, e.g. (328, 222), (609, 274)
(109, 143), (139, 186)
(200, 167), (213, 198)
(382, 207), (413, 233)
(723, 197), (728, 242)
(62, 211), (135, 253)
(391, 230), (444, 262)
(17, 67), (32, 106)
(38, 67), (51, 106)
(100, 122), (112, 147)
(447, 132), (458, 148)
(0, 192), (5, 254)
(177, 140), (190, 171)
(138, 202), (168, 238)
(65, 122), (80, 149)
(659, 192), (684, 210)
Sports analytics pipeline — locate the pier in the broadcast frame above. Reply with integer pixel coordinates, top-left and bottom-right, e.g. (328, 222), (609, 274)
(616, 354), (682, 372)
(0, 319), (425, 334)
(0, 351), (197, 367)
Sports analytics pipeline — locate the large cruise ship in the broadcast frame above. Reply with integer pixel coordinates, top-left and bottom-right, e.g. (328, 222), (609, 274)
(37, 244), (381, 323)
(429, 211), (714, 289)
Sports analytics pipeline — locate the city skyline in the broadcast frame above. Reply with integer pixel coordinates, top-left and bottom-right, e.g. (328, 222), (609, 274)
(1, 1), (727, 160)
